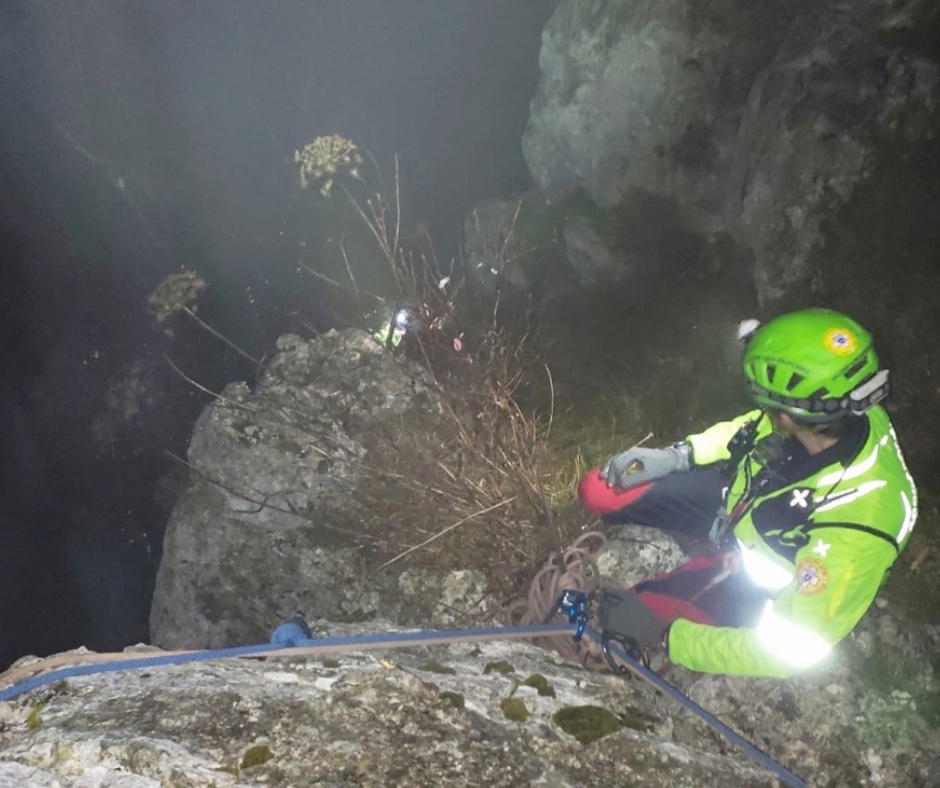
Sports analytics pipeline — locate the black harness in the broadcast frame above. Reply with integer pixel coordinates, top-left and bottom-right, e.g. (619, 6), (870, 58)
(713, 412), (898, 555)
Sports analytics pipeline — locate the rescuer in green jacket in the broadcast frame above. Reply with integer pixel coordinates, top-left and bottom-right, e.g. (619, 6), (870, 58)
(577, 308), (917, 678)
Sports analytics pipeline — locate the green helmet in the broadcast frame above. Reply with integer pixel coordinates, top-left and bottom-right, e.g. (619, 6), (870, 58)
(742, 309), (888, 422)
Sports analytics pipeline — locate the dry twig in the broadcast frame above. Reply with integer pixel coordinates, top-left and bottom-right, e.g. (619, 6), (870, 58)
(379, 497), (517, 570)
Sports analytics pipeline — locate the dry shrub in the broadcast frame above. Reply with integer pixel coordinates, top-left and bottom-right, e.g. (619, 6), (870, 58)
(350, 323), (580, 602)
(291, 136), (586, 598)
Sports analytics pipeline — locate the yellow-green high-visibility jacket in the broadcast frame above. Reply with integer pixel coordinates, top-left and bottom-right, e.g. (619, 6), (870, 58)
(667, 406), (917, 678)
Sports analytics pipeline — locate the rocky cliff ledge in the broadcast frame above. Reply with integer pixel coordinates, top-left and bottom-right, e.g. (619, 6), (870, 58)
(1, 329), (937, 786)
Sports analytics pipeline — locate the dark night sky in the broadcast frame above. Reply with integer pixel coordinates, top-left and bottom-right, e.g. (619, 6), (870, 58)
(0, 1), (557, 669)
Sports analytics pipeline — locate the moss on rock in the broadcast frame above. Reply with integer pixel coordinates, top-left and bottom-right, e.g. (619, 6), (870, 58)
(553, 705), (623, 744)
(483, 660), (515, 675)
(500, 697), (530, 723)
(25, 703), (45, 731)
(522, 673), (557, 697)
(240, 744), (274, 769)
(418, 661), (457, 675)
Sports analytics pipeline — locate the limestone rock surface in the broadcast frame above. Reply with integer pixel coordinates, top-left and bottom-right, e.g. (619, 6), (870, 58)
(522, 0), (804, 228)
(725, 3), (939, 302)
(523, 0), (940, 302)
(150, 330), (497, 651)
(3, 602), (938, 787)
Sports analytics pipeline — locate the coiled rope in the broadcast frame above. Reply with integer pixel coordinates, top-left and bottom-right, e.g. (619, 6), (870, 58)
(512, 530), (624, 666)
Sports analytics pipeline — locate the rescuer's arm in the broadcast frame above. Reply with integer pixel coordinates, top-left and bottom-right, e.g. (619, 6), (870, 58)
(685, 409), (765, 466)
(666, 527), (895, 678)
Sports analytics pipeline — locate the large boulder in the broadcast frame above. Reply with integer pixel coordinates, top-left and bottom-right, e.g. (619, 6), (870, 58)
(123, 327), (938, 787)
(522, 0), (805, 230)
(150, 330), (499, 650)
(725, 4), (940, 302)
(523, 0), (940, 302)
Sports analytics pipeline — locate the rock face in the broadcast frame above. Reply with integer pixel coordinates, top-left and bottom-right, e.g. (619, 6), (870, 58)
(29, 322), (932, 787)
(523, 0), (940, 302)
(522, 0), (806, 227)
(0, 637), (784, 788)
(726, 4), (939, 302)
(149, 330), (497, 651)
(461, 186), (628, 310)
(2, 576), (938, 787)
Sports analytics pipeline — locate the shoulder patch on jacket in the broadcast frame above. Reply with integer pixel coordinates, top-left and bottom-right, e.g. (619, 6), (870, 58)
(796, 557), (829, 596)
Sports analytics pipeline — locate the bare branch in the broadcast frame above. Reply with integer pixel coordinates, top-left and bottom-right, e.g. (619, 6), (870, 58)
(379, 497), (517, 570)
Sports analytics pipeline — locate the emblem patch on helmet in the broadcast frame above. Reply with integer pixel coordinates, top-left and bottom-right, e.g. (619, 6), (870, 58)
(796, 557), (829, 596)
(824, 327), (858, 356)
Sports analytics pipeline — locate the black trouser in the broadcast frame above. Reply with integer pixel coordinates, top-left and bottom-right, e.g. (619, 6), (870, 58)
(602, 469), (768, 629)
(600, 468), (726, 538)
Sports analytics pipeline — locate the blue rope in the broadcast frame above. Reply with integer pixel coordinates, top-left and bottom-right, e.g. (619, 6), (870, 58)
(0, 619), (806, 787)
(0, 642), (276, 703)
(581, 626), (807, 788)
(0, 622), (574, 703)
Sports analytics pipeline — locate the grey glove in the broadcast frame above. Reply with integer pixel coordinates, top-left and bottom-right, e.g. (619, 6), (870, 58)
(602, 443), (691, 489)
(597, 588), (667, 649)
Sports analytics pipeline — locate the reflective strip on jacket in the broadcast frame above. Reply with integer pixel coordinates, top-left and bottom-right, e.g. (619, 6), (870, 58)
(669, 406), (917, 677)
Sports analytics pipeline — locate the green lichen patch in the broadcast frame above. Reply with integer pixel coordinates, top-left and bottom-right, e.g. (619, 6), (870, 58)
(25, 703), (46, 731)
(500, 697), (529, 722)
(438, 691), (465, 709)
(320, 658), (341, 669)
(418, 661), (457, 675)
(483, 660), (515, 675)
(240, 744), (274, 769)
(522, 673), (557, 698)
(618, 708), (654, 732)
(553, 705), (623, 744)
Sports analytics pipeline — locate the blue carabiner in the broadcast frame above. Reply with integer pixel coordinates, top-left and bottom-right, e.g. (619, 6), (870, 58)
(556, 589), (591, 642)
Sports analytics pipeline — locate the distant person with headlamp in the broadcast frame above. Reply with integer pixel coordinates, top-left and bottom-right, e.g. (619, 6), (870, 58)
(577, 308), (917, 678)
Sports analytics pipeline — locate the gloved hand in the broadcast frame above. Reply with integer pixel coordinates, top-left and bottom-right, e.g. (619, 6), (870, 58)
(601, 443), (691, 489)
(597, 588), (667, 650)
